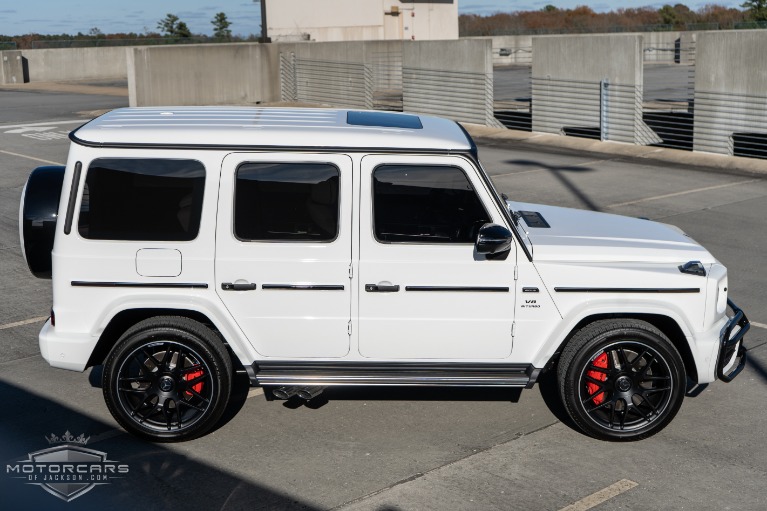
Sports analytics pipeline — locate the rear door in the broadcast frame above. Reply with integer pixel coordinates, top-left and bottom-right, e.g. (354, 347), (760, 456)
(215, 153), (353, 358)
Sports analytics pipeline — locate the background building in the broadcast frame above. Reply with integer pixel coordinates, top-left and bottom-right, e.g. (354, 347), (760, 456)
(265, 0), (458, 42)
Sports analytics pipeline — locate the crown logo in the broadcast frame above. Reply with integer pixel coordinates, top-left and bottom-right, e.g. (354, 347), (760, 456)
(45, 430), (90, 446)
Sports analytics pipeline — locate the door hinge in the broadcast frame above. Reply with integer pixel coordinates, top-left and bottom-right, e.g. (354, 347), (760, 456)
(347, 320), (352, 336)
(348, 264), (354, 279)
(514, 266), (518, 281)
(511, 321), (516, 338)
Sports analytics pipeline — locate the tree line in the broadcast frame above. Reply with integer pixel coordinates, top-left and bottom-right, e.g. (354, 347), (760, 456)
(460, 3), (767, 36)
(1, 12), (254, 49)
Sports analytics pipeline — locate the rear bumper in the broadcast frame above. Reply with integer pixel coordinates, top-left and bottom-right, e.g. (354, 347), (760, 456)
(39, 319), (92, 372)
(716, 299), (750, 382)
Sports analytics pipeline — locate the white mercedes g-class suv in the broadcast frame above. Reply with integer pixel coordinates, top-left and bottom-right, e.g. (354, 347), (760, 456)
(20, 107), (749, 442)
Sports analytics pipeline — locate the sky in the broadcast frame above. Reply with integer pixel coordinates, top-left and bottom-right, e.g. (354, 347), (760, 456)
(0, 1), (744, 37)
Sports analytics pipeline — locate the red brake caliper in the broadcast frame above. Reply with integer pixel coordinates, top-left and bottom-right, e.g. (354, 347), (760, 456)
(184, 368), (204, 397)
(586, 352), (608, 405)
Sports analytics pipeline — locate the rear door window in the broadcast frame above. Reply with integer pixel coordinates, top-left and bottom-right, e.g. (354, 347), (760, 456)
(234, 162), (340, 242)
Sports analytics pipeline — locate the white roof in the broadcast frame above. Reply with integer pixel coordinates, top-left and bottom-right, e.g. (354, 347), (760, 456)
(73, 107), (473, 152)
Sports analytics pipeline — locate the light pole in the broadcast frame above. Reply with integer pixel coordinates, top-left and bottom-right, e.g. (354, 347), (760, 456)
(253, 0), (268, 42)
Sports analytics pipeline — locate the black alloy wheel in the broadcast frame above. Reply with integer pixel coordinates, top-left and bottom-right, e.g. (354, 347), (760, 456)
(103, 317), (232, 442)
(558, 319), (686, 441)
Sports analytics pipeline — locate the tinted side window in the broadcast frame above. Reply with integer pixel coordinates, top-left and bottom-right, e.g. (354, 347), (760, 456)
(78, 158), (205, 241)
(235, 163), (340, 241)
(373, 165), (491, 243)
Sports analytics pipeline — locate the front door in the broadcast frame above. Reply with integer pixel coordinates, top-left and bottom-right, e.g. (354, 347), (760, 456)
(357, 155), (517, 360)
(215, 153), (353, 358)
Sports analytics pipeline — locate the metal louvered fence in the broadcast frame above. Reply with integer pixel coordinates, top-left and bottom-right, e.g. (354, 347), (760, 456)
(694, 90), (767, 158)
(289, 58), (374, 110)
(279, 46), (498, 127)
(530, 78), (662, 146)
(403, 67), (498, 127)
(277, 38), (767, 161)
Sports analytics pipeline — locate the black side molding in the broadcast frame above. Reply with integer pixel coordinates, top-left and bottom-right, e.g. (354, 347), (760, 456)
(405, 286), (510, 292)
(554, 287), (700, 294)
(71, 281), (208, 289)
(261, 284), (345, 291)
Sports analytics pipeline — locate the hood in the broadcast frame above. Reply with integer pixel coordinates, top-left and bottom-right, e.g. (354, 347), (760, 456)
(507, 200), (716, 264)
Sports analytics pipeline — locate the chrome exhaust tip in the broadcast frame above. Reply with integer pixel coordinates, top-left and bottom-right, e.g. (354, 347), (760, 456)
(272, 386), (300, 400)
(296, 386), (326, 400)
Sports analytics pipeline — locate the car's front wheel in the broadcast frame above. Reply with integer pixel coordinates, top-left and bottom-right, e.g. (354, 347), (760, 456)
(102, 316), (232, 442)
(557, 319), (686, 441)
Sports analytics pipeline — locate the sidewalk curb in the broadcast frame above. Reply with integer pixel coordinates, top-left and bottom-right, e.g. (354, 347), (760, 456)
(462, 123), (767, 177)
(0, 81), (128, 97)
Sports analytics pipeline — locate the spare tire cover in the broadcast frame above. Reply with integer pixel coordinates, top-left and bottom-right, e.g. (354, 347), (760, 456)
(20, 166), (65, 279)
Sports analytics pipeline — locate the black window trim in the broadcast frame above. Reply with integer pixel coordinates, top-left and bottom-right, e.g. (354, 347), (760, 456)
(232, 160), (343, 244)
(77, 156), (207, 243)
(370, 162), (495, 246)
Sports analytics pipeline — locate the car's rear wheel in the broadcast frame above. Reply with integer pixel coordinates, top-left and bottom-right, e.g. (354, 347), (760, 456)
(102, 316), (232, 442)
(557, 319), (686, 441)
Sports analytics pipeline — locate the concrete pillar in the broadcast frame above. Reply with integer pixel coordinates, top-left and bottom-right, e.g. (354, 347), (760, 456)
(693, 31), (767, 156)
(402, 39), (501, 127)
(532, 34), (659, 145)
(0, 51), (27, 84)
(128, 43), (282, 107)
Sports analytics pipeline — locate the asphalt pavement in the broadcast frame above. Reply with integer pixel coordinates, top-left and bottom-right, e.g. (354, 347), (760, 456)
(0, 86), (765, 511)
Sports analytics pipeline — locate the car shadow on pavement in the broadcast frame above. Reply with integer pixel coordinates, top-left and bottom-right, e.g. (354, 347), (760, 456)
(535, 370), (578, 432)
(0, 380), (315, 511)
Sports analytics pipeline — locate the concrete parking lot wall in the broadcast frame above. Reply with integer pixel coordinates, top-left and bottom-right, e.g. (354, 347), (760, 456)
(21, 47), (128, 82)
(128, 43), (281, 107)
(474, 32), (684, 67)
(693, 30), (767, 156)
(531, 34), (659, 145)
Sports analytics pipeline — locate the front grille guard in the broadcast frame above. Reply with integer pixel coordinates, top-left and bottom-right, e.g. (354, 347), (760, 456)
(716, 299), (750, 382)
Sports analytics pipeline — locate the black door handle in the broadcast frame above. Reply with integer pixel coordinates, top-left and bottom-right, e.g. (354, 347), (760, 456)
(221, 282), (257, 291)
(365, 284), (400, 292)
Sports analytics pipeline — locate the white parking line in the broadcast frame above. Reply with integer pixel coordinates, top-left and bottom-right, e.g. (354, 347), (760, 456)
(752, 322), (767, 330)
(606, 179), (761, 209)
(558, 479), (638, 511)
(0, 149), (64, 166)
(0, 316), (48, 331)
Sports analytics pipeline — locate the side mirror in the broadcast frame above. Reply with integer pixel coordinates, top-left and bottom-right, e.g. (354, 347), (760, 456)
(475, 223), (513, 257)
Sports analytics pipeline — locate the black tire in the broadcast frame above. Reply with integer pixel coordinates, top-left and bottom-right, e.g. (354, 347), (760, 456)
(557, 319), (686, 441)
(102, 316), (232, 442)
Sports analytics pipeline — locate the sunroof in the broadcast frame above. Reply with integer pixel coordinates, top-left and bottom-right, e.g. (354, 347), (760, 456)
(346, 111), (423, 129)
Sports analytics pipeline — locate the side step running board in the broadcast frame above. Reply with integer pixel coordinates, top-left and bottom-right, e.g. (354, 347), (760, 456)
(251, 362), (541, 389)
